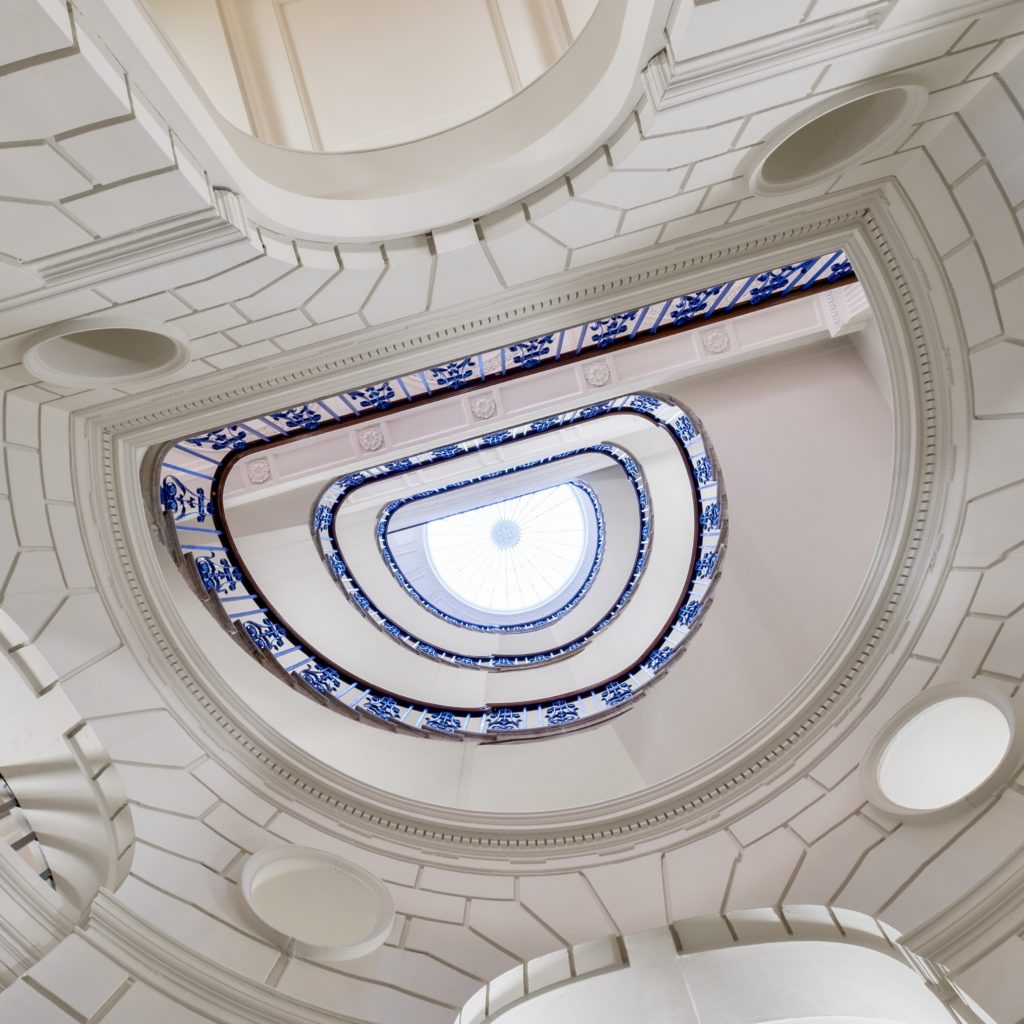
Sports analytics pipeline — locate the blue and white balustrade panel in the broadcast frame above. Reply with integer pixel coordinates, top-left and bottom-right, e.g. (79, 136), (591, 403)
(160, 393), (724, 736)
(316, 442), (645, 668)
(153, 248), (847, 734)
(163, 247), (853, 455)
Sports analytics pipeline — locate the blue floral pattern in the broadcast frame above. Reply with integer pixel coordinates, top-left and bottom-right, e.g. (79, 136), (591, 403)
(645, 647), (673, 673)
(508, 336), (554, 368)
(242, 618), (288, 651)
(429, 360), (474, 390)
(486, 708), (523, 731)
(699, 503), (721, 530)
(270, 405), (321, 431)
(300, 663), (341, 694)
(545, 700), (580, 726)
(694, 552), (718, 578)
(693, 457), (715, 485)
(313, 504), (333, 532)
(364, 695), (401, 721)
(601, 681), (632, 707)
(348, 383), (396, 410)
(424, 711), (463, 733)
(590, 310), (638, 347)
(677, 601), (701, 627)
(194, 556), (242, 594)
(160, 476), (212, 523)
(186, 427), (248, 451)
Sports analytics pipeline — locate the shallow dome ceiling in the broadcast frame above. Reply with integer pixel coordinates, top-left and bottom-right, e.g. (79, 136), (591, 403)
(151, 254), (888, 814)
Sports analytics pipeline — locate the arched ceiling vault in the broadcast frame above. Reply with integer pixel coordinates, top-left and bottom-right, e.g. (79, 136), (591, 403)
(1, 1), (1023, 1022)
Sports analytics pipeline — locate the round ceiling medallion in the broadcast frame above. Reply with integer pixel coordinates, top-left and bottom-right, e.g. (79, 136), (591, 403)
(748, 83), (925, 196)
(862, 682), (1019, 819)
(23, 315), (190, 387)
(240, 846), (394, 961)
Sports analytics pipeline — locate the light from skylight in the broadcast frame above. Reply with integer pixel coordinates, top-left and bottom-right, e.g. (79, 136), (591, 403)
(424, 484), (588, 614)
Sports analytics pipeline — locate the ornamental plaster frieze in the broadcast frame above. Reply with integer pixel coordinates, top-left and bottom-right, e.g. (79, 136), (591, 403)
(74, 188), (968, 858)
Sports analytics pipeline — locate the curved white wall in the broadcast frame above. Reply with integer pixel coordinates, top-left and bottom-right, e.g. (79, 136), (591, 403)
(500, 941), (953, 1024)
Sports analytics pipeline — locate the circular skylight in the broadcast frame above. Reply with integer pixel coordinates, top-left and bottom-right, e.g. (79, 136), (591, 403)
(876, 696), (1012, 811)
(424, 484), (589, 614)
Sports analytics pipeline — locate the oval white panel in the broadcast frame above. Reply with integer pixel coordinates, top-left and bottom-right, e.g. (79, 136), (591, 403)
(748, 85), (924, 196)
(23, 315), (190, 387)
(241, 847), (394, 961)
(877, 696), (1012, 811)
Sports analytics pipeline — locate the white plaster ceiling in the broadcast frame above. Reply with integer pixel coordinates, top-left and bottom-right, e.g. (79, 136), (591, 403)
(2, 0), (1024, 1022)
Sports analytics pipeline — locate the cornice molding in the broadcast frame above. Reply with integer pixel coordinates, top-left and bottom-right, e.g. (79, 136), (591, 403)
(96, 195), (873, 436)
(644, 0), (1015, 113)
(645, 1), (894, 108)
(0, 851), (75, 982)
(900, 845), (1024, 974)
(74, 184), (969, 859)
(84, 893), (361, 1024)
(0, 188), (253, 314)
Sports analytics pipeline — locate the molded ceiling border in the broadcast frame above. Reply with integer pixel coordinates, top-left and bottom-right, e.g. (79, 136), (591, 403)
(74, 184), (968, 857)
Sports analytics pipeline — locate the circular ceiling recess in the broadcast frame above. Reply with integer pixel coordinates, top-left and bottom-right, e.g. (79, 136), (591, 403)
(240, 846), (394, 961)
(23, 315), (190, 388)
(749, 83), (925, 196)
(863, 683), (1018, 818)
(424, 483), (591, 615)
